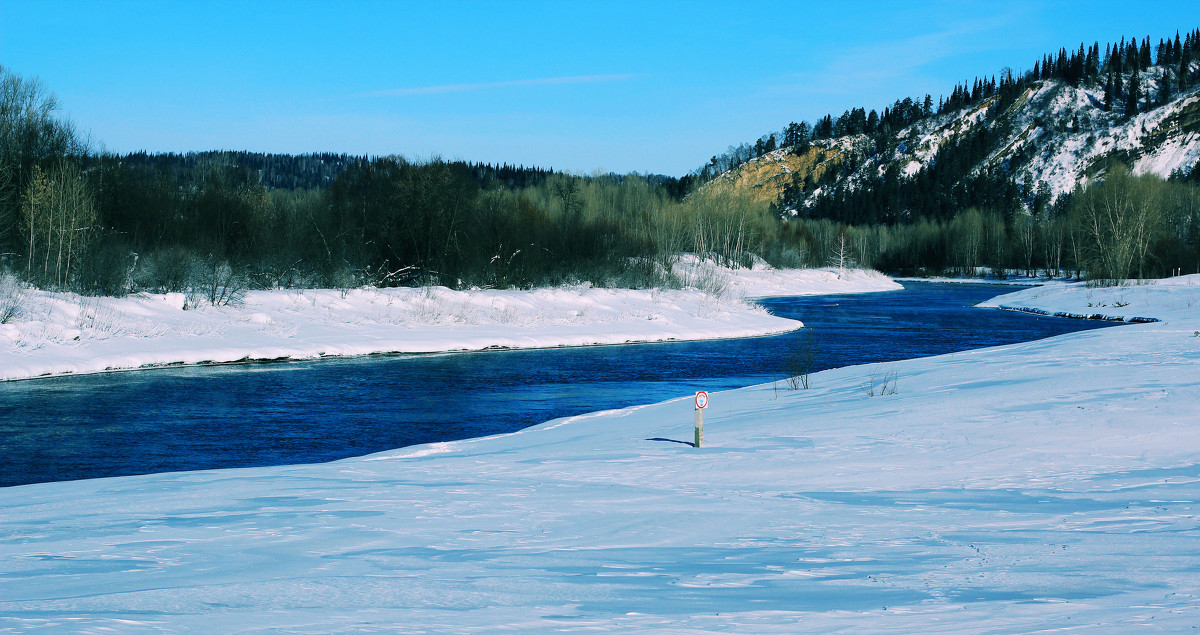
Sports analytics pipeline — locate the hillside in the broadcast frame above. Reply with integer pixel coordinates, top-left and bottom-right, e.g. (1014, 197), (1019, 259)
(716, 61), (1200, 220)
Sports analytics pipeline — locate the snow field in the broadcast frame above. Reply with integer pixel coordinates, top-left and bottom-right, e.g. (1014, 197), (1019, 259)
(1, 275), (1198, 631)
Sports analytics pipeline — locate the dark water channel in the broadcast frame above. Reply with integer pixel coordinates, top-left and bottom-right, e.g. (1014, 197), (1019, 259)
(0, 282), (1116, 487)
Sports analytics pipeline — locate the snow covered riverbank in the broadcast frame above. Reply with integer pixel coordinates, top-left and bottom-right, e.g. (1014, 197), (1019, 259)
(979, 275), (1200, 322)
(0, 266), (899, 382)
(2, 275), (1198, 632)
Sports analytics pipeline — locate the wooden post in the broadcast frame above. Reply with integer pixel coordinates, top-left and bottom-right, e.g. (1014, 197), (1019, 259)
(694, 407), (703, 448)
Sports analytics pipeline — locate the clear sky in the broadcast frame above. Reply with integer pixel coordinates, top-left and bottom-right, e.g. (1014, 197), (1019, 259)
(1, 1), (1194, 176)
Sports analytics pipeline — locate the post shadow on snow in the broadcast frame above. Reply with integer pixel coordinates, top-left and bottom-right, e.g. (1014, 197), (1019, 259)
(646, 437), (696, 447)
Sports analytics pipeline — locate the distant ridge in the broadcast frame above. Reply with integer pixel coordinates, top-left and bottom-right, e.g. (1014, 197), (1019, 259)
(701, 29), (1200, 224)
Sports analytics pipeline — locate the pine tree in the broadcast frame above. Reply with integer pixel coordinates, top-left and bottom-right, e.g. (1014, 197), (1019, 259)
(1075, 43), (1086, 84)
(794, 122), (811, 155)
(1126, 70), (1141, 117)
(784, 122), (809, 148)
(1104, 72), (1114, 111)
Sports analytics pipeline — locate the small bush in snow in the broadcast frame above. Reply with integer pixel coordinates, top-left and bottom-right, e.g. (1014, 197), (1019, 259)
(139, 247), (194, 293)
(685, 267), (728, 299)
(0, 273), (27, 324)
(780, 328), (818, 390)
(861, 366), (899, 397)
(188, 259), (247, 308)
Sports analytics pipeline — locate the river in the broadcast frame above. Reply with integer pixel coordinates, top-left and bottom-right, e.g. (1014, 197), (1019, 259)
(0, 282), (1116, 487)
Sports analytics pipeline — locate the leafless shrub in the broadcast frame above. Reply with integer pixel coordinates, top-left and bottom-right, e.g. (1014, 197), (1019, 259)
(0, 273), (26, 323)
(138, 247), (193, 293)
(677, 263), (729, 298)
(184, 258), (246, 309)
(247, 259), (305, 290)
(780, 328), (818, 390)
(861, 366), (899, 397)
(205, 260), (246, 307)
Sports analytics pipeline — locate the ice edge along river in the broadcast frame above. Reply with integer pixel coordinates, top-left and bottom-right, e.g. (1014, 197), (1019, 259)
(2, 272), (1199, 633)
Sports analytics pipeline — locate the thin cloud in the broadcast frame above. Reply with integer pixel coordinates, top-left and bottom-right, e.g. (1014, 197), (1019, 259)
(359, 74), (642, 97)
(778, 7), (1036, 98)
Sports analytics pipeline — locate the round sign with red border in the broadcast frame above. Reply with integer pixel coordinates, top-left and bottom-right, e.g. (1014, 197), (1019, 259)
(695, 391), (709, 409)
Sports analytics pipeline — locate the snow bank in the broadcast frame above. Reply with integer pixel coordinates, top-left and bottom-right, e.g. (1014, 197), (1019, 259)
(673, 255), (902, 298)
(979, 274), (1200, 322)
(2, 277), (1198, 631)
(893, 273), (1052, 286)
(0, 286), (785, 381)
(0, 267), (900, 382)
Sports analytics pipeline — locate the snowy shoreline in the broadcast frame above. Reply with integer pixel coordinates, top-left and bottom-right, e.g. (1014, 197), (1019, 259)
(991, 304), (1161, 322)
(892, 275), (1050, 286)
(901, 276), (1172, 322)
(0, 264), (899, 382)
(2, 275), (1199, 632)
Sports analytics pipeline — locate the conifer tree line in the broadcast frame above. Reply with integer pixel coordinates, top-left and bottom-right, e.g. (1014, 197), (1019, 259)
(697, 29), (1200, 183)
(2, 29), (1199, 301)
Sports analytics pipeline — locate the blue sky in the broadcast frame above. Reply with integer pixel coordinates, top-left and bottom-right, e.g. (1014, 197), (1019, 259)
(1, 1), (1194, 175)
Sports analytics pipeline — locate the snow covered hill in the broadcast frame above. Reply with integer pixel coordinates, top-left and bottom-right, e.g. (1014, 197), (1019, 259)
(2, 277), (1198, 632)
(720, 64), (1200, 212)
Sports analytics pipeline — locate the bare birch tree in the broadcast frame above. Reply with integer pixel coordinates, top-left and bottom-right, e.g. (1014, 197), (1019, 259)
(21, 162), (97, 287)
(1071, 167), (1160, 282)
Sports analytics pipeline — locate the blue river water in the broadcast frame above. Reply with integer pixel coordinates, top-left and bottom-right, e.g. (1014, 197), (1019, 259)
(0, 282), (1116, 487)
